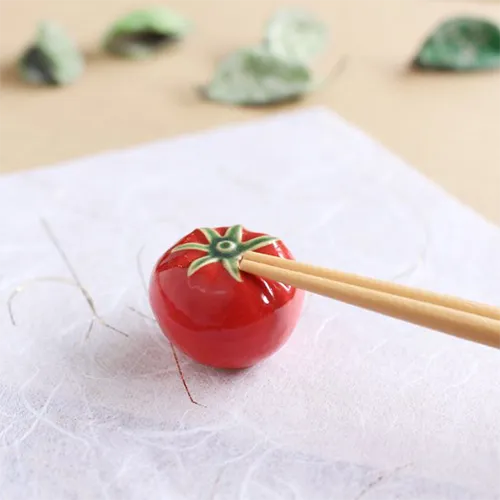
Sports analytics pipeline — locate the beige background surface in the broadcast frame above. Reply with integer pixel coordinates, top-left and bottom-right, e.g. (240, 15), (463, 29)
(0, 0), (499, 223)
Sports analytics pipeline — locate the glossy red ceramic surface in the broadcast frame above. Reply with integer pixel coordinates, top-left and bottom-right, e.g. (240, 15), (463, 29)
(149, 225), (304, 369)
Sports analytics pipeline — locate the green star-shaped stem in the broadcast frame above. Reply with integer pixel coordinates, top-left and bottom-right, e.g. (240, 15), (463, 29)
(171, 224), (277, 282)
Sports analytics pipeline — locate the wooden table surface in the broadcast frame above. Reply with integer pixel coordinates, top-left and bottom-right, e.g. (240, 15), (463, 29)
(1, 0), (499, 223)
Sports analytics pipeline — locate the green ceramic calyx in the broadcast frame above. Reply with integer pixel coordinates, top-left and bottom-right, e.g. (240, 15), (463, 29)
(413, 17), (500, 71)
(18, 21), (84, 86)
(103, 7), (190, 58)
(171, 225), (277, 282)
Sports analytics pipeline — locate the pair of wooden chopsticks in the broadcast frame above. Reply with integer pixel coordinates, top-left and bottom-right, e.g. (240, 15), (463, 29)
(239, 252), (500, 349)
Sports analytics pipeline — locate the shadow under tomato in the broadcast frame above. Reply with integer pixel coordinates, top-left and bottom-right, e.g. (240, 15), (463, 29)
(73, 315), (261, 410)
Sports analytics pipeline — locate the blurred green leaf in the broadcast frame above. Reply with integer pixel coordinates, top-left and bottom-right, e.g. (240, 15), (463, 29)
(18, 21), (84, 86)
(413, 17), (500, 71)
(103, 7), (190, 58)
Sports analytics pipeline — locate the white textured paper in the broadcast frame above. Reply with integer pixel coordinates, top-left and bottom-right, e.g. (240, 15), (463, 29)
(0, 108), (499, 500)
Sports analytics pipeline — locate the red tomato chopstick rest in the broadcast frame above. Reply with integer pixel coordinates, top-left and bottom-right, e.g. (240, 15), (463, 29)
(149, 224), (304, 369)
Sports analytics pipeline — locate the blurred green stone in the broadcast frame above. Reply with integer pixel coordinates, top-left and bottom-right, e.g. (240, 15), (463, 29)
(18, 21), (84, 86)
(413, 17), (500, 71)
(264, 9), (328, 64)
(103, 7), (190, 58)
(203, 46), (312, 106)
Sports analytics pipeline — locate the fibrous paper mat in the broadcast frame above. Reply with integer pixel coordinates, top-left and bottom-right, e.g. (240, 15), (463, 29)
(0, 108), (499, 499)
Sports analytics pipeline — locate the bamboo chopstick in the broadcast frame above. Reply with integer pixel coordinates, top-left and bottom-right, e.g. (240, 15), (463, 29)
(239, 252), (500, 349)
(242, 252), (500, 320)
